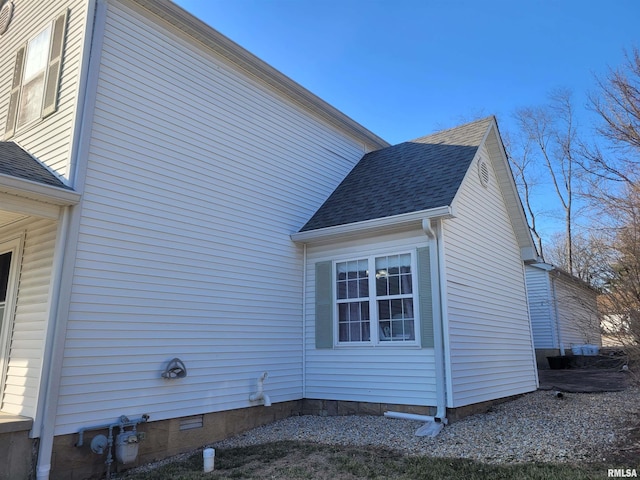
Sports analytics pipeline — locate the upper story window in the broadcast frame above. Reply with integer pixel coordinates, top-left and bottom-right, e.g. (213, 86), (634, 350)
(18, 24), (51, 127)
(335, 253), (417, 344)
(4, 10), (67, 138)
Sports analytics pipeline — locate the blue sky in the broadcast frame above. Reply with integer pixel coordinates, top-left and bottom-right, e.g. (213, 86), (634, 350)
(172, 0), (638, 238)
(173, 0), (638, 145)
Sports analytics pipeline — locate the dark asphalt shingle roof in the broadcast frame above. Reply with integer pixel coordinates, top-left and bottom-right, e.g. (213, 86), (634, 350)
(0, 141), (69, 189)
(300, 116), (493, 232)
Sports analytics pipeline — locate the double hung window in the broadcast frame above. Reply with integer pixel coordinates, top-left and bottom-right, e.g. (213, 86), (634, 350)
(4, 11), (67, 138)
(336, 253), (416, 344)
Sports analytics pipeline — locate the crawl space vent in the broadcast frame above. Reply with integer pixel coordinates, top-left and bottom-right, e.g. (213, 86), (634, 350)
(179, 415), (204, 431)
(478, 158), (490, 188)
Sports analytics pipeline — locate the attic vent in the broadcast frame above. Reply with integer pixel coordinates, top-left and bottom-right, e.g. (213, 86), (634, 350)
(0, 1), (14, 35)
(478, 158), (490, 188)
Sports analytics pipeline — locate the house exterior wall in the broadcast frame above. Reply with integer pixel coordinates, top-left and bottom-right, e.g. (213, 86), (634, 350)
(443, 144), (537, 408)
(53, 0), (369, 436)
(552, 274), (601, 348)
(525, 265), (601, 351)
(0, 0), (88, 180)
(304, 231), (437, 407)
(525, 265), (557, 349)
(0, 216), (59, 421)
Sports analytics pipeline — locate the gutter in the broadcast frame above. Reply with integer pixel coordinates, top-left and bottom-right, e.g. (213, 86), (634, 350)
(291, 206), (454, 244)
(0, 174), (80, 205)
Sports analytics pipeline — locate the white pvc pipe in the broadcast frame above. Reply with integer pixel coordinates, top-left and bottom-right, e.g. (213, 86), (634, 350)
(249, 372), (270, 406)
(384, 411), (438, 423)
(203, 448), (215, 472)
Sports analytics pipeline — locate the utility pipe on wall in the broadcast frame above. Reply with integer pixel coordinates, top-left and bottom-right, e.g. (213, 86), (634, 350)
(249, 371), (271, 406)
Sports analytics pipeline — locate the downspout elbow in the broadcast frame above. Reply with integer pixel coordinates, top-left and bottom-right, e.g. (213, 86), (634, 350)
(422, 218), (436, 239)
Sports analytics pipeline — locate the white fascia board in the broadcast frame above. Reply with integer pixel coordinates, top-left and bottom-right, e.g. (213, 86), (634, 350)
(527, 261), (555, 271)
(520, 246), (539, 263)
(482, 122), (538, 259)
(0, 174), (81, 206)
(291, 206), (454, 244)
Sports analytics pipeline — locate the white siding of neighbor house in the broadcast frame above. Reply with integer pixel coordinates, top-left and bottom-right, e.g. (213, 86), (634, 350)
(54, 0), (368, 435)
(552, 276), (601, 348)
(443, 143), (537, 408)
(1, 217), (59, 419)
(304, 232), (437, 407)
(0, 0), (88, 180)
(525, 266), (557, 349)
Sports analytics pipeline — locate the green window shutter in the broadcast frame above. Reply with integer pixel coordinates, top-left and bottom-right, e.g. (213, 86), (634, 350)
(42, 10), (67, 118)
(417, 247), (434, 348)
(315, 261), (334, 349)
(4, 45), (25, 138)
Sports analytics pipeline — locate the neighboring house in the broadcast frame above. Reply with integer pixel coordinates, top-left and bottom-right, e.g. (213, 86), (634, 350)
(0, 1), (537, 479)
(525, 262), (601, 367)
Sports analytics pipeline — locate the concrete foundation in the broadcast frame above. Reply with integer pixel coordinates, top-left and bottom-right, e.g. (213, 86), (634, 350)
(0, 413), (35, 480)
(535, 348), (562, 369)
(50, 401), (301, 480)
(35, 392), (526, 479)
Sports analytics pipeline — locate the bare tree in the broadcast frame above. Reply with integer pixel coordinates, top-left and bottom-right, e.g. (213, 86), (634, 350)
(504, 131), (544, 257)
(545, 231), (612, 289)
(586, 47), (640, 186)
(598, 185), (640, 378)
(513, 89), (586, 273)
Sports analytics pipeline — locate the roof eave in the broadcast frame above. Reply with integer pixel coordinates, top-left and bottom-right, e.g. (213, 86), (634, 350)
(131, 0), (389, 151)
(0, 174), (80, 206)
(480, 119), (538, 262)
(291, 205), (455, 244)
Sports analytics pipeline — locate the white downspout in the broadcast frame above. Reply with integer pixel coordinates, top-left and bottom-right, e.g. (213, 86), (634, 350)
(36, 1), (105, 478)
(424, 218), (448, 423)
(301, 243), (307, 398)
(384, 218), (448, 428)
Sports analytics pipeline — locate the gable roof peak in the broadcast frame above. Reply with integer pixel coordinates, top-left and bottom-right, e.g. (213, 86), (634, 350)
(299, 117), (496, 233)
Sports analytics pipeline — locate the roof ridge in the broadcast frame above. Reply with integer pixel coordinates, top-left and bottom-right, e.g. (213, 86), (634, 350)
(408, 115), (495, 144)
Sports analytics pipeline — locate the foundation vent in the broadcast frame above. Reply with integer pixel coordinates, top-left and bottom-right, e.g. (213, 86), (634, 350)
(179, 415), (204, 431)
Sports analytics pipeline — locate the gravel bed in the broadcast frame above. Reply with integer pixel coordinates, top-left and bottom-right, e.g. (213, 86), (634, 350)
(212, 388), (639, 464)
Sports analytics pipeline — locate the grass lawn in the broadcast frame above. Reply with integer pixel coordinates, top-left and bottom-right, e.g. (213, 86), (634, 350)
(117, 441), (611, 480)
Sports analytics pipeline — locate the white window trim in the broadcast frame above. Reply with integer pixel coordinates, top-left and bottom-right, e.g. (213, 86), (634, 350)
(333, 250), (420, 347)
(16, 23), (52, 129)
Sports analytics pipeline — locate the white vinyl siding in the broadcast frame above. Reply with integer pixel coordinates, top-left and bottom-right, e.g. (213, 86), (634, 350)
(525, 265), (557, 349)
(552, 275), (601, 348)
(443, 146), (537, 408)
(54, 0), (367, 435)
(305, 232), (437, 407)
(0, 0), (87, 179)
(525, 265), (601, 350)
(0, 217), (58, 419)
